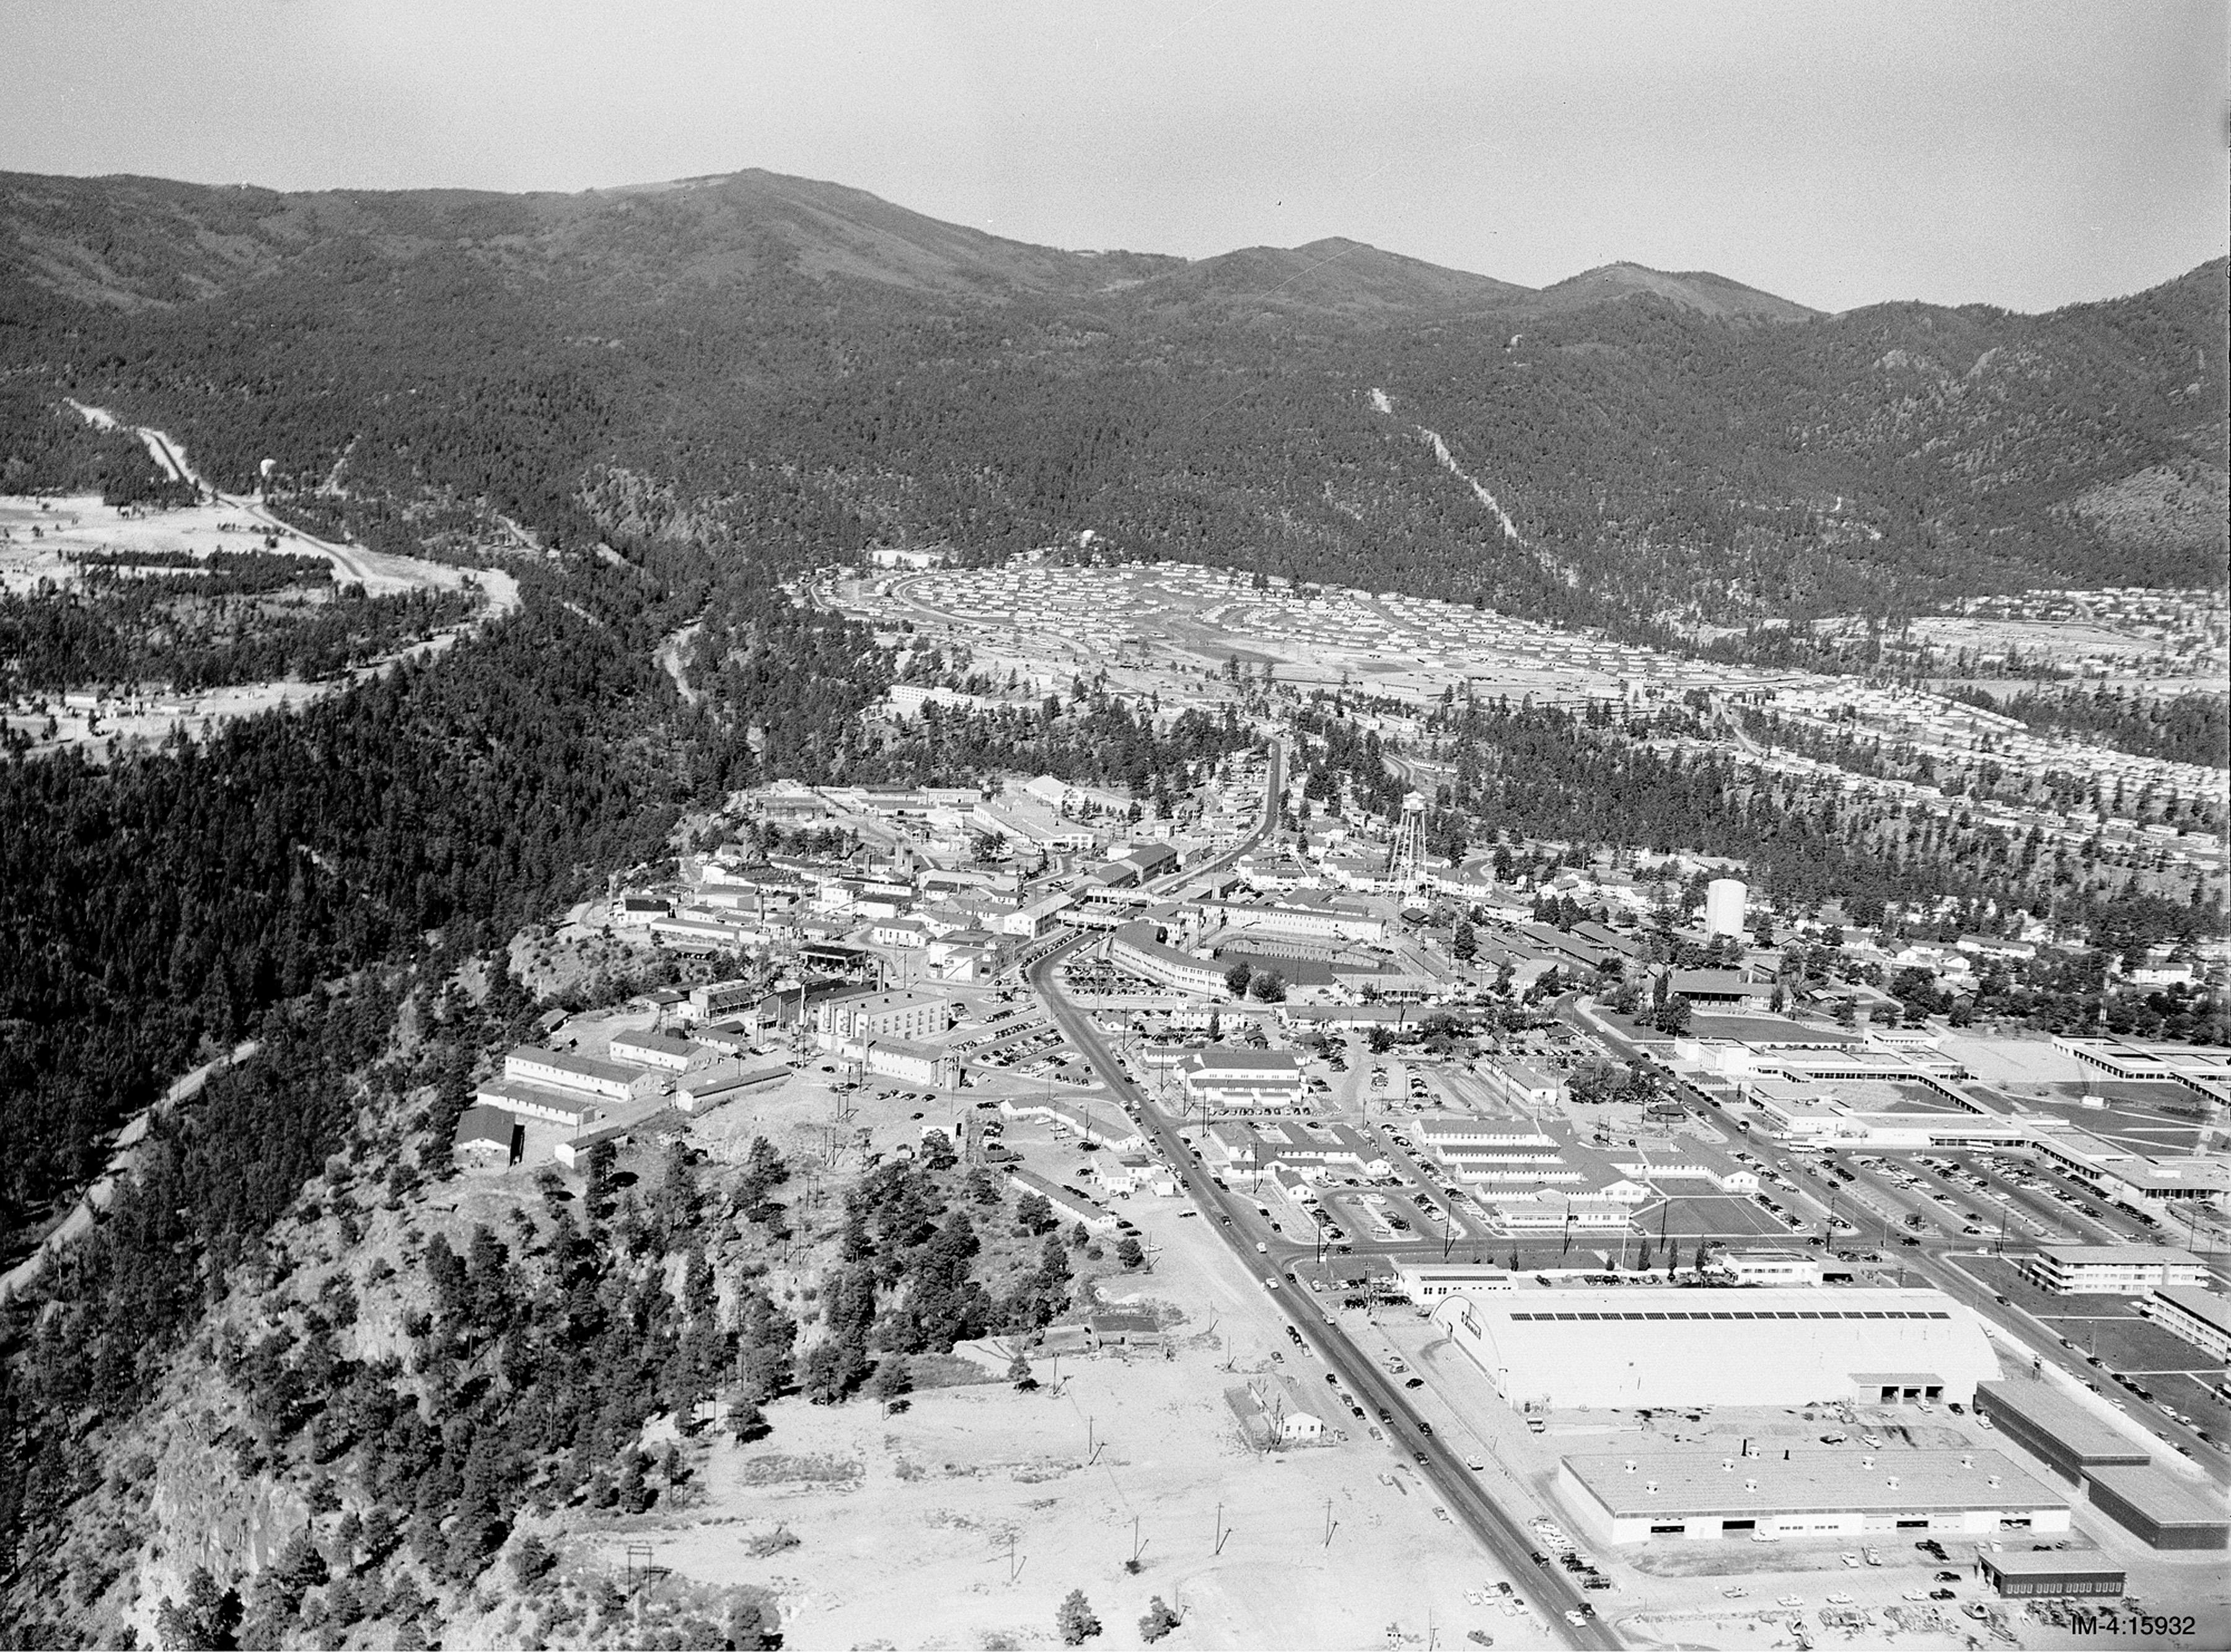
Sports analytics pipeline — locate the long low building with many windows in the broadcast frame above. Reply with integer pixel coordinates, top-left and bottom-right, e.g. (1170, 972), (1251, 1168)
(1431, 1286), (2000, 1410)
(1109, 921), (1230, 998)
(2141, 1283), (2230, 1361)
(2021, 1244), (2211, 1296)
(1558, 1448), (2070, 1545)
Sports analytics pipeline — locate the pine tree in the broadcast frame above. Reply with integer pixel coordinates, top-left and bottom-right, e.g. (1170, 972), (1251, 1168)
(1056, 1589), (1102, 1645)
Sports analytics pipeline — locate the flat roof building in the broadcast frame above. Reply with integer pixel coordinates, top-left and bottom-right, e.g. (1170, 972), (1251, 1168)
(1433, 1286), (1999, 1410)
(2140, 1284), (2230, 1362)
(1714, 1249), (1824, 1287)
(1972, 1379), (2152, 1483)
(2022, 1245), (2211, 1297)
(814, 988), (952, 1048)
(1558, 1449), (2070, 1545)
(1394, 1262), (1518, 1301)
(1978, 1550), (2126, 1600)
(2081, 1464), (2230, 1550)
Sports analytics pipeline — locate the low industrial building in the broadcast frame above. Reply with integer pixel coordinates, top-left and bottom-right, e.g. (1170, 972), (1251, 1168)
(1978, 1551), (2126, 1600)
(2141, 1283), (2230, 1361)
(2025, 1125), (2231, 1208)
(1558, 1449), (2070, 1545)
(674, 1061), (789, 1114)
(1207, 1118), (1388, 1180)
(1005, 1169), (1119, 1234)
(1393, 1262), (1518, 1301)
(1972, 1379), (2150, 1483)
(2022, 1245), (2212, 1296)
(2051, 1035), (2231, 1102)
(1432, 1286), (2000, 1410)
(1177, 1047), (1307, 1110)
(1000, 1096), (1146, 1149)
(2080, 1463), (2230, 1550)
(503, 1046), (654, 1104)
(1713, 1248), (1825, 1286)
(684, 978), (760, 1021)
(470, 1078), (601, 1130)
(608, 1027), (701, 1073)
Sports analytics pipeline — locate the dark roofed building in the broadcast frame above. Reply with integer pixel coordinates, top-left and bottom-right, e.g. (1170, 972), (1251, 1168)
(2081, 1464), (2230, 1550)
(1978, 1550), (2126, 1599)
(1973, 1380), (2152, 1482)
(453, 1105), (522, 1174)
(1668, 968), (1767, 1009)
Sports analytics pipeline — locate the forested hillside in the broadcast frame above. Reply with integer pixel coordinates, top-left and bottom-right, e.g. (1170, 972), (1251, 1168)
(4, 168), (2223, 648)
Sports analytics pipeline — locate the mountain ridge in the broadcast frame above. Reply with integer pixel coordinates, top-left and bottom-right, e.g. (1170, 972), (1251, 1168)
(1, 165), (2222, 636)
(0, 164), (1816, 321)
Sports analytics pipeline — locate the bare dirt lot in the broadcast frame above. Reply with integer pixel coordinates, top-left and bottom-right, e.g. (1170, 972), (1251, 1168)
(473, 1185), (1530, 1650)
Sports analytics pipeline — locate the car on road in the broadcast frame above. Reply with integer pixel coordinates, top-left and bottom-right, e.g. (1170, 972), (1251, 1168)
(1529, 1552), (1549, 1566)
(1564, 1610), (1586, 1627)
(1418, 1421), (1433, 1435)
(1405, 1377), (1425, 1389)
(1414, 1449), (1428, 1464)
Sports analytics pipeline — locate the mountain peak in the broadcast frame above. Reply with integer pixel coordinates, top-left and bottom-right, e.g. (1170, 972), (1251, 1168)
(1133, 235), (1532, 318)
(1524, 261), (1818, 323)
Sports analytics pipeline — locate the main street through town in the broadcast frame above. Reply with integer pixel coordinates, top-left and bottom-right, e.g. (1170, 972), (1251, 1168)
(1025, 741), (1615, 1650)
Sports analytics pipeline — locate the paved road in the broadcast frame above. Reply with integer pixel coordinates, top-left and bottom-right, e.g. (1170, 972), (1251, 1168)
(1031, 952), (1611, 1647)
(1026, 757), (1611, 1648)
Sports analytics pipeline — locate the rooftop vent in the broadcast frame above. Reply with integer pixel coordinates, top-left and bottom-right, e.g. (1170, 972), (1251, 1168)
(1861, 1455), (1875, 1468)
(1886, 1477), (1901, 1490)
(1987, 1475), (2001, 1489)
(1722, 1457), (1736, 1472)
(1961, 1454), (1974, 1469)
(1644, 1480), (1659, 1494)
(1624, 1459), (1637, 1473)
(1745, 1478), (1759, 1492)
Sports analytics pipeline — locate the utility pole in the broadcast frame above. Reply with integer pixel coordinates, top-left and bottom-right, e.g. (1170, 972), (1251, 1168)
(1322, 1497), (1337, 1548)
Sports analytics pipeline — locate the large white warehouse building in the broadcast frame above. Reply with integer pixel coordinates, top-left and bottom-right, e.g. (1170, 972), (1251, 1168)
(1560, 1448), (2070, 1545)
(1432, 1286), (2000, 1410)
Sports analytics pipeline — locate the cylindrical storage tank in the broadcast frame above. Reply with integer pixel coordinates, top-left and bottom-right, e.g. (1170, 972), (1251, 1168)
(1704, 879), (1748, 938)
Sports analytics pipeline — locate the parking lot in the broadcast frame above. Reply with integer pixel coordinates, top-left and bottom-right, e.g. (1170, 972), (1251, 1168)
(1953, 1253), (2231, 1452)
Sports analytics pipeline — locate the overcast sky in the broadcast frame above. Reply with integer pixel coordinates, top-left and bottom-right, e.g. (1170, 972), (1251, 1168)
(3, 0), (2224, 312)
